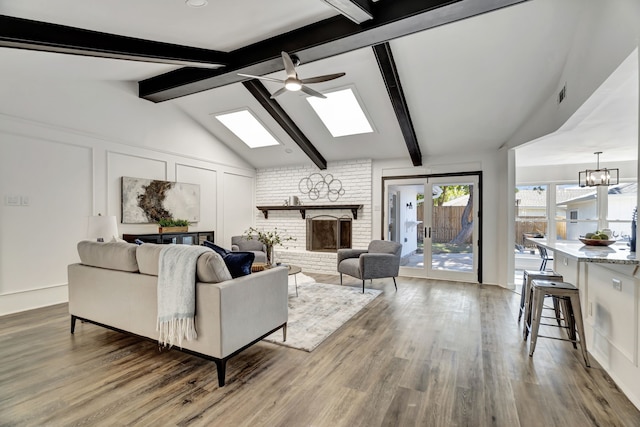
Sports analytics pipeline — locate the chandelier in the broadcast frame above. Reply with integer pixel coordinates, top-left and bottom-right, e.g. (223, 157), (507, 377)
(578, 151), (619, 187)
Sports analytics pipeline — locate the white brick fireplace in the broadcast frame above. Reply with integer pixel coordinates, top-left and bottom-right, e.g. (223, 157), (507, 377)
(255, 159), (372, 274)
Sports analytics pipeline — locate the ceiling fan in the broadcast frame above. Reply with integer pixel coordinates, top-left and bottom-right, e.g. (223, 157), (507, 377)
(238, 51), (345, 99)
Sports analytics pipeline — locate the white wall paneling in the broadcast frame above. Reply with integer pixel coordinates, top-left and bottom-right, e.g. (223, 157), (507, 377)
(0, 112), (255, 315)
(176, 163), (218, 234)
(222, 173), (255, 248)
(106, 151), (168, 232)
(0, 133), (92, 297)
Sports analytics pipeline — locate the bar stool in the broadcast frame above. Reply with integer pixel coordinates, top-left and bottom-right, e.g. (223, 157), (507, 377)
(528, 279), (590, 367)
(519, 270), (563, 339)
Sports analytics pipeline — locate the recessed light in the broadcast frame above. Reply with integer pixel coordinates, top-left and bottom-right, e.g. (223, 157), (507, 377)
(185, 0), (208, 7)
(285, 148), (293, 154)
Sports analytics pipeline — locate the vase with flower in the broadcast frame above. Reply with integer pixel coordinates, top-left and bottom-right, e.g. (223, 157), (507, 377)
(243, 226), (295, 266)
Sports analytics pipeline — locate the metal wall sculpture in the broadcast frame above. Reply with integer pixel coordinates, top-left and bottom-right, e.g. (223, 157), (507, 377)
(298, 173), (345, 201)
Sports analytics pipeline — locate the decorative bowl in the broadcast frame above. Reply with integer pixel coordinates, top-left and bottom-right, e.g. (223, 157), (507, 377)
(578, 238), (616, 246)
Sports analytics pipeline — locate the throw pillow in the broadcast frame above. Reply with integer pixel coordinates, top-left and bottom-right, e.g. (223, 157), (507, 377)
(202, 241), (255, 278)
(203, 241), (228, 257)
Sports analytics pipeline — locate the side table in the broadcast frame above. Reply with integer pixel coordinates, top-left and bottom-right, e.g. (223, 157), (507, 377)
(251, 263), (302, 297)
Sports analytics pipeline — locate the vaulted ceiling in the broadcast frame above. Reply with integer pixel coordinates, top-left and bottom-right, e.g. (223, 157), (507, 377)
(1, 0), (634, 169)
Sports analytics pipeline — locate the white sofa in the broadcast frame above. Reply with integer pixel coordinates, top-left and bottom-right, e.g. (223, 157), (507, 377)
(68, 241), (288, 386)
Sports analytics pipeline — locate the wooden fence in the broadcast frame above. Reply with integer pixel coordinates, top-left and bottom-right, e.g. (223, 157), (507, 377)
(416, 206), (472, 244)
(515, 219), (566, 248)
(415, 207), (566, 246)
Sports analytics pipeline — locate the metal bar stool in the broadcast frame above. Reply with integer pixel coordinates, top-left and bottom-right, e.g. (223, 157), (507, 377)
(528, 279), (590, 367)
(519, 270), (563, 339)
(537, 244), (553, 271)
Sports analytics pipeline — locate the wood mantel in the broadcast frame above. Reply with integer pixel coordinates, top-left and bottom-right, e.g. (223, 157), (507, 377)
(256, 204), (363, 220)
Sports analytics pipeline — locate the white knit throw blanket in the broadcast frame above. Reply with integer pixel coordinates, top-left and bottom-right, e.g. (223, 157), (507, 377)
(157, 245), (210, 348)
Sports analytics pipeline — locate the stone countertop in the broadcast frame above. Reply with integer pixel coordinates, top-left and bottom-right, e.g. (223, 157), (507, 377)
(526, 237), (639, 265)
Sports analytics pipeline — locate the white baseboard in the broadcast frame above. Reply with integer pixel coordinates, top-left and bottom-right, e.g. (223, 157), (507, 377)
(0, 284), (68, 316)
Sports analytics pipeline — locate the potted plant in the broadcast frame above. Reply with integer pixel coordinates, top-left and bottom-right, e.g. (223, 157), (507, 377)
(243, 226), (295, 266)
(158, 218), (189, 233)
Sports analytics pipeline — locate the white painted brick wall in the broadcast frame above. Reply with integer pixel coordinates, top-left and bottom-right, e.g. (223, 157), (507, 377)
(256, 159), (372, 273)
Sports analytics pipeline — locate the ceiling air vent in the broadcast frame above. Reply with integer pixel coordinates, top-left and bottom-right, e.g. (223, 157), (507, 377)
(558, 84), (567, 104)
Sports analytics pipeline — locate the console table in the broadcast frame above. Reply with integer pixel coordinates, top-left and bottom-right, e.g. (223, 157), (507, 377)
(122, 230), (214, 246)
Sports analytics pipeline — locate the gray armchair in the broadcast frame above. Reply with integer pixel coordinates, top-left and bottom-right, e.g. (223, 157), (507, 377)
(337, 240), (402, 293)
(231, 236), (267, 264)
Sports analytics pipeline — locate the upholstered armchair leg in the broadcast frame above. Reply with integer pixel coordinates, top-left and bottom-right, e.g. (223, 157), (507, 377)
(393, 277), (397, 291)
(70, 315), (77, 334)
(362, 280), (365, 293)
(282, 323), (287, 342)
(340, 273), (343, 285)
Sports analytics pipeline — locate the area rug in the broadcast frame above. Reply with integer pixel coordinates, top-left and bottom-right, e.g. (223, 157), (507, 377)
(264, 276), (382, 352)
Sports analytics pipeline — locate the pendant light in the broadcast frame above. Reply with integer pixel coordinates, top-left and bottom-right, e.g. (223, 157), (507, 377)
(578, 151), (619, 187)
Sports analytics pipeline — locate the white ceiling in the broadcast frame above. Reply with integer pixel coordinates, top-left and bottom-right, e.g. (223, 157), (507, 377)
(0, 0), (636, 169)
(516, 48), (638, 167)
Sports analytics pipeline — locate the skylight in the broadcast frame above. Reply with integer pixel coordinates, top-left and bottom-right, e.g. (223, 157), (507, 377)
(214, 109), (280, 148)
(306, 88), (374, 137)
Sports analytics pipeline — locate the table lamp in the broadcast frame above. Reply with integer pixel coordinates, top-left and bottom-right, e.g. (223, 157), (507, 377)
(87, 214), (118, 242)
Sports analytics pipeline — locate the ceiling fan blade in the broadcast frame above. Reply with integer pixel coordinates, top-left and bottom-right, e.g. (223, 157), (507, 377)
(300, 85), (327, 99)
(300, 72), (346, 84)
(237, 73), (284, 84)
(270, 87), (289, 99)
(281, 51), (298, 79)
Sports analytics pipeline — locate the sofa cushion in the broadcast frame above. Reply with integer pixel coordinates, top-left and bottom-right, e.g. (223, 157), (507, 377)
(77, 240), (138, 272)
(136, 243), (231, 283)
(203, 241), (254, 278)
(197, 251), (233, 283)
(136, 243), (165, 276)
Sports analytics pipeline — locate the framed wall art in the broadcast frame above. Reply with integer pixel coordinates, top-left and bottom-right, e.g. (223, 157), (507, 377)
(121, 176), (200, 224)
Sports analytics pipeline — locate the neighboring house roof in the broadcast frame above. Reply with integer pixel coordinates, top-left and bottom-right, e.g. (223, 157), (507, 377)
(515, 189), (547, 208)
(557, 182), (636, 206)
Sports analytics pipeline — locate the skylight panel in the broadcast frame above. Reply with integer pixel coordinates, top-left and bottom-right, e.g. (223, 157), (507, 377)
(214, 109), (280, 148)
(306, 88), (374, 137)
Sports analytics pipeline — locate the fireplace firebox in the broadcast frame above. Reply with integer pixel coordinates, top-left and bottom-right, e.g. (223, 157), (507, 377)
(306, 216), (352, 252)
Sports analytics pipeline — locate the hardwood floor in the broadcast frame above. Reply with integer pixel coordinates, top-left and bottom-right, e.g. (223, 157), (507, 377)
(2, 275), (639, 426)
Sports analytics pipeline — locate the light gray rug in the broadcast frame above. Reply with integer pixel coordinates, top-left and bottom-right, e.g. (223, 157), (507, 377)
(264, 276), (382, 352)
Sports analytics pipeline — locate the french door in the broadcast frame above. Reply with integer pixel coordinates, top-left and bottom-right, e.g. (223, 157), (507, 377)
(384, 174), (480, 283)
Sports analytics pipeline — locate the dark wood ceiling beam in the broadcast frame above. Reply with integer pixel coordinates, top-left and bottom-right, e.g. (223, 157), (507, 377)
(373, 42), (422, 167)
(321, 0), (373, 23)
(242, 80), (327, 170)
(140, 0), (528, 102)
(0, 15), (228, 68)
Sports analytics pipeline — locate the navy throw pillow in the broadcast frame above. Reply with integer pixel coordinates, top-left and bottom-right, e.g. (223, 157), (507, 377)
(203, 241), (254, 278)
(203, 241), (229, 257)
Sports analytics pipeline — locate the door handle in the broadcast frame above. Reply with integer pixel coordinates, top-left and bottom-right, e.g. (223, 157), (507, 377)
(424, 227), (431, 238)
(428, 227), (431, 238)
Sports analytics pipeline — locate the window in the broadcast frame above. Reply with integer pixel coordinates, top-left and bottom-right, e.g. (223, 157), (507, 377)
(306, 88), (374, 137)
(555, 184), (597, 240)
(606, 182), (637, 241)
(569, 210), (578, 223)
(214, 109), (280, 148)
(515, 185), (547, 249)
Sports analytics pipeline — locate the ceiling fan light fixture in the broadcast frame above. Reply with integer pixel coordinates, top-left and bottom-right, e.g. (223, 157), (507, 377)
(285, 79), (302, 91)
(185, 0), (208, 7)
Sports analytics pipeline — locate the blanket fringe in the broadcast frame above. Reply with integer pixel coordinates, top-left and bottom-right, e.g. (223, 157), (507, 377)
(157, 317), (197, 349)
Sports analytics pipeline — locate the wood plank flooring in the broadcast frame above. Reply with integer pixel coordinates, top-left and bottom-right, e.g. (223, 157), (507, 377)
(1, 275), (639, 426)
